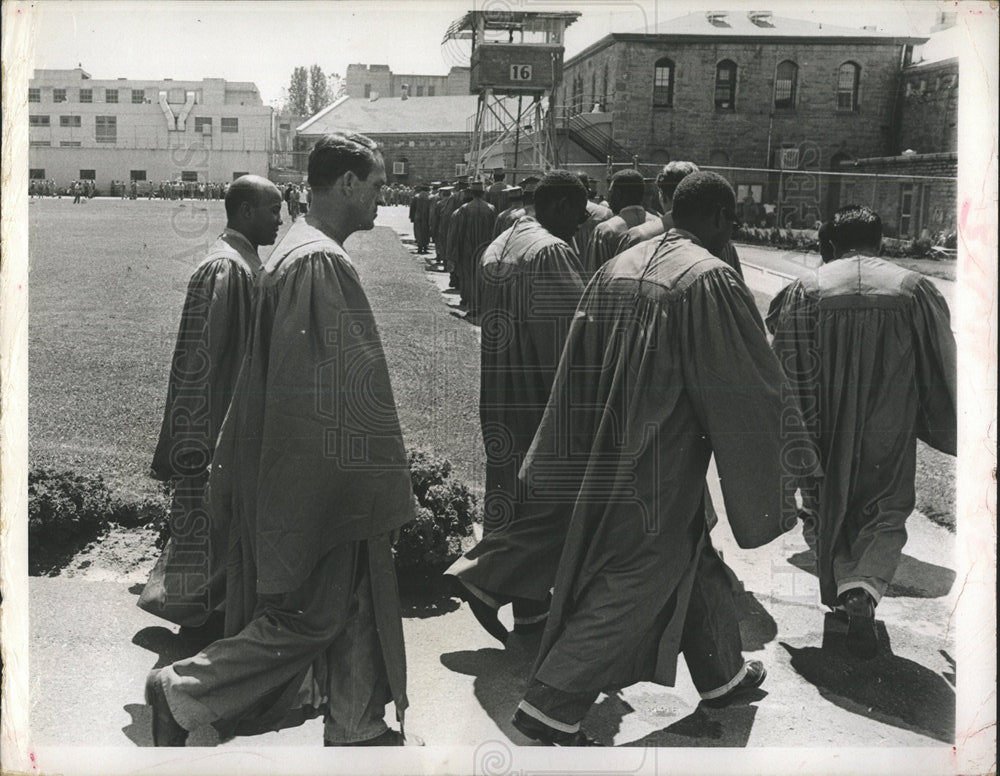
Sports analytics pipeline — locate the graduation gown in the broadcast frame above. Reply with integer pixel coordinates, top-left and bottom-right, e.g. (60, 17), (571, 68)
(493, 204), (530, 240)
(447, 197), (496, 309)
(408, 190), (432, 249)
(623, 215), (746, 280)
(437, 193), (464, 271)
(138, 229), (261, 626)
(446, 218), (585, 598)
(766, 252), (956, 606)
(572, 200), (613, 258)
(583, 205), (658, 279)
(523, 230), (815, 694)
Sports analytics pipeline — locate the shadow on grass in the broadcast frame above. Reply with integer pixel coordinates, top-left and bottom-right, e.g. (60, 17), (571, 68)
(787, 550), (955, 599)
(29, 529), (107, 576)
(781, 613), (955, 743)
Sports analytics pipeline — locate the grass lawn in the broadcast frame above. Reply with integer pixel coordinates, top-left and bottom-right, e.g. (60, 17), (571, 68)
(27, 199), (953, 529)
(28, 198), (484, 502)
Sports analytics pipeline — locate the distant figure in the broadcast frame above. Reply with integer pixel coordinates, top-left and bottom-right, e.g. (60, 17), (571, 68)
(767, 205), (956, 659)
(447, 180), (496, 312)
(572, 172), (613, 258)
(485, 170), (508, 212)
(582, 168), (657, 278)
(408, 183), (432, 254)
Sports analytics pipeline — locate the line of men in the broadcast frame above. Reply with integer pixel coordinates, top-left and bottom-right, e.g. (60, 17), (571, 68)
(139, 137), (955, 748)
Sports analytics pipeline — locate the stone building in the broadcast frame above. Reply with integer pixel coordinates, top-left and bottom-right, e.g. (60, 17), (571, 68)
(345, 64), (470, 99)
(296, 94), (489, 184)
(28, 67), (272, 188)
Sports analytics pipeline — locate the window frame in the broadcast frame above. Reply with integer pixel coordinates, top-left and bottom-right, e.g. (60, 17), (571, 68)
(29, 115), (51, 127)
(653, 57), (675, 108)
(220, 117), (239, 133)
(774, 60), (798, 110)
(79, 88), (93, 103)
(131, 88), (145, 104)
(60, 115), (82, 128)
(714, 59), (737, 111)
(105, 88), (119, 104)
(836, 62), (861, 112)
(181, 171), (199, 183)
(95, 115), (117, 143)
(79, 169), (96, 181)
(130, 170), (147, 181)
(194, 116), (214, 134)
(53, 88), (67, 103)
(30, 168), (46, 179)
(28, 88), (41, 103)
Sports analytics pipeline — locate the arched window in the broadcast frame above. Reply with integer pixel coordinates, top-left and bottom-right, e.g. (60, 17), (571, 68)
(774, 60), (797, 109)
(715, 60), (737, 110)
(653, 57), (675, 107)
(837, 62), (861, 111)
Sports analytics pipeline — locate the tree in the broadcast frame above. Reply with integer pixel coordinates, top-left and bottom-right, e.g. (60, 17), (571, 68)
(327, 72), (347, 103)
(309, 64), (331, 114)
(287, 66), (309, 116)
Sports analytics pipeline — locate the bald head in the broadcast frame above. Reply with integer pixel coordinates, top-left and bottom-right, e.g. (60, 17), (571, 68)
(226, 175), (283, 247)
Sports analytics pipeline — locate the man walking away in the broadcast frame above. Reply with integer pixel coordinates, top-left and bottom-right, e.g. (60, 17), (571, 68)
(448, 180), (497, 313)
(766, 205), (956, 659)
(512, 172), (817, 745)
(572, 172), (612, 259)
(582, 168), (657, 279)
(145, 134), (420, 747)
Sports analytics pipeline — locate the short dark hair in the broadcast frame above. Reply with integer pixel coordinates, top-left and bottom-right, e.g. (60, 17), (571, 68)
(656, 160), (699, 201)
(671, 171), (736, 225)
(308, 133), (381, 188)
(610, 168), (646, 207)
(493, 170), (506, 181)
(830, 205), (883, 252)
(534, 169), (588, 216)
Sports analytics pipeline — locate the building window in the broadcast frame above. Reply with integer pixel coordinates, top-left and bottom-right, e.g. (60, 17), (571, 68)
(29, 115), (51, 127)
(899, 183), (917, 237)
(194, 117), (213, 133)
(130, 170), (147, 181)
(60, 141), (82, 147)
(29, 140), (51, 147)
(364, 84), (371, 98)
(105, 88), (118, 103)
(221, 117), (239, 133)
(132, 88), (145, 104)
(774, 60), (798, 109)
(53, 88), (67, 103)
(455, 163), (467, 177)
(79, 169), (96, 180)
(95, 115), (117, 143)
(653, 57), (675, 107)
(428, 85), (435, 96)
(79, 88), (92, 103)
(715, 60), (737, 110)
(30, 168), (45, 179)
(60, 115), (82, 128)
(181, 171), (199, 182)
(393, 160), (407, 175)
(28, 88), (40, 103)
(837, 62), (860, 111)
(232, 171), (249, 181)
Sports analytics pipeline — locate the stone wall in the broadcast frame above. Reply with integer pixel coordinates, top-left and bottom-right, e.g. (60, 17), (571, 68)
(898, 59), (958, 154)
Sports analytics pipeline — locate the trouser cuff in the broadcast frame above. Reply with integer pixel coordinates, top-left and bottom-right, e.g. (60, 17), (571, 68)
(516, 701), (580, 734)
(698, 661), (748, 700)
(836, 580), (883, 605)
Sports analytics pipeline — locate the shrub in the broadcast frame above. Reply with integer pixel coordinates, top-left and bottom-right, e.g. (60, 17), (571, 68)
(393, 449), (480, 571)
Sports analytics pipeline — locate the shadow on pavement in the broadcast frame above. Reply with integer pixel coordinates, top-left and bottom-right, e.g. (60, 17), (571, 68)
(787, 550), (955, 598)
(397, 569), (461, 619)
(781, 613), (955, 743)
(735, 591), (778, 651)
(620, 703), (761, 747)
(132, 625), (213, 669)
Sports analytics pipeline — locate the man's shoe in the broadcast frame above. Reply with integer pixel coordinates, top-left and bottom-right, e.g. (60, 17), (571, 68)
(701, 661), (767, 708)
(326, 728), (425, 746)
(144, 670), (188, 746)
(842, 589), (878, 660)
(511, 708), (603, 746)
(450, 578), (508, 644)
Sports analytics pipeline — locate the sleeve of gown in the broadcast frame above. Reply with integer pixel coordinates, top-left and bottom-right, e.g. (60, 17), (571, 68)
(681, 270), (819, 548)
(527, 243), (586, 371)
(911, 278), (957, 456)
(151, 258), (253, 480)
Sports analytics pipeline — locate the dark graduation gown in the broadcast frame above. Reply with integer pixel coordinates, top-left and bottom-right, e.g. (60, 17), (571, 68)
(408, 190), (432, 249)
(583, 205), (658, 279)
(138, 229), (260, 626)
(492, 204), (529, 240)
(766, 252), (956, 606)
(437, 193), (464, 271)
(448, 197), (496, 309)
(207, 218), (413, 716)
(523, 230), (815, 694)
(573, 200), (613, 258)
(445, 218), (585, 598)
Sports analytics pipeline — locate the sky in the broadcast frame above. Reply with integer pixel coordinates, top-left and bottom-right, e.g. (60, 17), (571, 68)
(24, 0), (950, 107)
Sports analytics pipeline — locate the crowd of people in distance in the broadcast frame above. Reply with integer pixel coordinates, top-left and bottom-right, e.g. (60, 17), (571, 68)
(140, 134), (956, 749)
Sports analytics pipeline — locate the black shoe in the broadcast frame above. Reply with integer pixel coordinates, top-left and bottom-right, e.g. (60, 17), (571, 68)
(701, 661), (767, 708)
(145, 670), (188, 746)
(450, 578), (508, 644)
(325, 728), (424, 746)
(841, 589), (878, 660)
(511, 708), (603, 746)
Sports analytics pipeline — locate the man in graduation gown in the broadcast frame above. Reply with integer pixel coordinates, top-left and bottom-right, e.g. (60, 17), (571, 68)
(485, 170), (509, 213)
(572, 172), (613, 259)
(145, 133), (419, 747)
(430, 183), (451, 266)
(445, 171), (590, 642)
(439, 179), (468, 287)
(766, 205), (956, 659)
(583, 168), (658, 279)
(447, 180), (497, 313)
(511, 172), (818, 746)
(408, 183), (432, 254)
(137, 175), (283, 632)
(491, 185), (526, 239)
(622, 161), (744, 278)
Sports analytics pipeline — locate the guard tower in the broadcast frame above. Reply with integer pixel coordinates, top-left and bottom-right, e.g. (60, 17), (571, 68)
(442, 10), (580, 180)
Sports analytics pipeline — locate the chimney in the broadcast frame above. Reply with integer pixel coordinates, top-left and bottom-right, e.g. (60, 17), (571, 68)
(747, 10), (774, 25)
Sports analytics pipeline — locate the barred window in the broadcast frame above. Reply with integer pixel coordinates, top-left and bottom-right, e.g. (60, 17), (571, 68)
(715, 60), (737, 110)
(221, 117), (239, 133)
(105, 88), (118, 103)
(181, 171), (199, 182)
(60, 115), (82, 128)
(653, 57), (675, 107)
(60, 141), (82, 147)
(837, 62), (860, 111)
(130, 170), (147, 181)
(29, 88), (41, 103)
(79, 88), (93, 103)
(29, 115), (51, 127)
(132, 88), (145, 104)
(79, 169), (96, 180)
(53, 88), (67, 103)
(774, 60), (797, 109)
(30, 168), (46, 179)
(95, 115), (117, 143)
(194, 117), (213, 133)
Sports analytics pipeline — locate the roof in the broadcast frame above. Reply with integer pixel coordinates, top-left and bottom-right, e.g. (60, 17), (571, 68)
(298, 94), (499, 135)
(566, 10), (927, 66)
(909, 24), (962, 67)
(443, 10), (580, 43)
